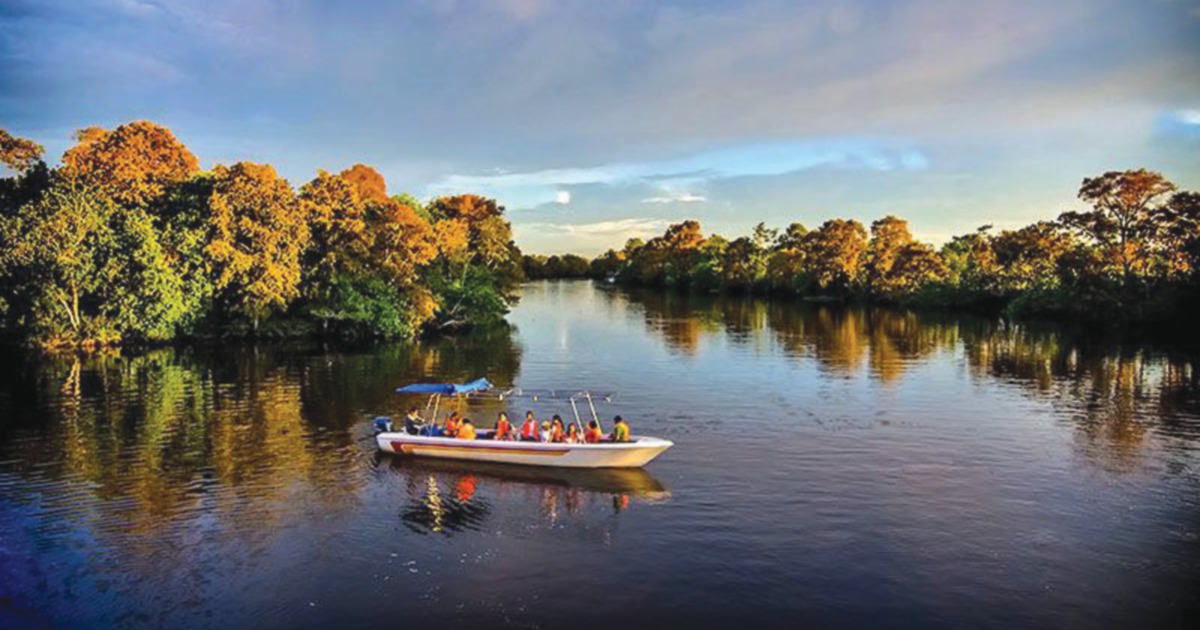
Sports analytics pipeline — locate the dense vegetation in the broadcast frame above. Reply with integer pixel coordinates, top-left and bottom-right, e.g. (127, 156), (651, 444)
(0, 122), (522, 348)
(556, 170), (1199, 325)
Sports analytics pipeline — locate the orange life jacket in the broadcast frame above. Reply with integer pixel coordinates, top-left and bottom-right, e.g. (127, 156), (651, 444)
(495, 419), (511, 439)
(520, 419), (539, 440)
(585, 427), (603, 443)
(457, 424), (476, 440)
(550, 424), (564, 442)
(445, 416), (462, 437)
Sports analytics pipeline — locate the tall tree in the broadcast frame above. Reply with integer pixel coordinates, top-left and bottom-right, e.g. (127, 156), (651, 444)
(803, 219), (868, 294)
(205, 162), (309, 328)
(60, 121), (199, 208)
(1058, 169), (1177, 279)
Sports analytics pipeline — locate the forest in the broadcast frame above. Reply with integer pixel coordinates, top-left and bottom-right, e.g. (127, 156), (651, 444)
(0, 122), (523, 348)
(538, 169), (1200, 326)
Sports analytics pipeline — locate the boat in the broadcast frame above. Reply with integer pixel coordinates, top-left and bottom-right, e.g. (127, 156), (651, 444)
(373, 378), (673, 469)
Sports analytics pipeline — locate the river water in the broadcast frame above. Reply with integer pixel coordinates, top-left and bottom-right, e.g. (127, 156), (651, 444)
(1, 280), (1198, 628)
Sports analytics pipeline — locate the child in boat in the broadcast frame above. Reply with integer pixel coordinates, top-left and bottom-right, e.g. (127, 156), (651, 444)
(566, 424), (581, 443)
(457, 419), (477, 440)
(610, 416), (630, 442)
(584, 420), (603, 443)
(539, 421), (552, 442)
(493, 411), (513, 440)
(519, 411), (540, 442)
(550, 415), (565, 443)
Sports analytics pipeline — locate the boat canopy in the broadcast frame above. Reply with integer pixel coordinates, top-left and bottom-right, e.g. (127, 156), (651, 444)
(396, 378), (493, 396)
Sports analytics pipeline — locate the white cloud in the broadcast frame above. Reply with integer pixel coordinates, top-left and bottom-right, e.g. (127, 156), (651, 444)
(554, 190), (571, 204)
(643, 192), (707, 204)
(527, 218), (667, 237)
(428, 139), (926, 208)
(1175, 109), (1200, 125)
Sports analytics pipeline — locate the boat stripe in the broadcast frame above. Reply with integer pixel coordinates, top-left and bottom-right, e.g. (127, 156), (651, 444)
(393, 441), (570, 457)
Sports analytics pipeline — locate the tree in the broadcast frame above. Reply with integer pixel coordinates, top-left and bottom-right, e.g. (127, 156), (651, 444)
(865, 216), (914, 298)
(205, 162), (309, 328)
(0, 128), (44, 173)
(990, 222), (1072, 291)
(299, 170), (371, 285)
(339, 163), (390, 205)
(803, 219), (868, 294)
(0, 178), (189, 343)
(0, 179), (113, 338)
(60, 121), (199, 207)
(1059, 169), (1177, 279)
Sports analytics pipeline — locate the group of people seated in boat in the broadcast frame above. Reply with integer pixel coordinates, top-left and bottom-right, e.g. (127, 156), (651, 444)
(404, 407), (631, 443)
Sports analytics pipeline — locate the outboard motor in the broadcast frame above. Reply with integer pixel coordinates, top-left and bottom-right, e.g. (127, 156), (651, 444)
(373, 416), (393, 435)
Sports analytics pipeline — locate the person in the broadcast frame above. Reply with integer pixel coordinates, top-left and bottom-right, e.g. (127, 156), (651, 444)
(444, 411), (463, 438)
(493, 411), (512, 440)
(457, 419), (477, 440)
(550, 415), (565, 443)
(519, 411), (540, 442)
(610, 415), (631, 442)
(540, 421), (552, 443)
(565, 424), (581, 443)
(403, 407), (426, 435)
(584, 420), (603, 443)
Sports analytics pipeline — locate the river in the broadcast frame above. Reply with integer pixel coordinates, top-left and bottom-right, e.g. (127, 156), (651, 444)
(1, 280), (1198, 628)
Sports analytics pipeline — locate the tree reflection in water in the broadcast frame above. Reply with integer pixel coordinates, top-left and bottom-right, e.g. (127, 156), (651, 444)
(622, 287), (1200, 471)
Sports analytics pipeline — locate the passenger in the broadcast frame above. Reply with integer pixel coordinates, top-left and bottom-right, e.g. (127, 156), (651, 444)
(565, 424), (581, 443)
(584, 420), (603, 443)
(457, 419), (477, 440)
(540, 421), (552, 443)
(610, 415), (631, 442)
(550, 415), (565, 443)
(519, 411), (540, 442)
(444, 411), (462, 438)
(493, 411), (513, 441)
(403, 407), (426, 435)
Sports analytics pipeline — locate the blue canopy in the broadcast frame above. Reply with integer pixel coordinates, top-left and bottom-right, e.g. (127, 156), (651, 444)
(395, 378), (493, 396)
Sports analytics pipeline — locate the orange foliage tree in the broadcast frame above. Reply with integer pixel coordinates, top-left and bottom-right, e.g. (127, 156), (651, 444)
(205, 162), (310, 328)
(60, 121), (199, 207)
(1, 128), (44, 172)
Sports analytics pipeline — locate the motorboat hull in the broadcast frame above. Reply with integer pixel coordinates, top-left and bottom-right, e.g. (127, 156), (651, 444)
(376, 433), (672, 468)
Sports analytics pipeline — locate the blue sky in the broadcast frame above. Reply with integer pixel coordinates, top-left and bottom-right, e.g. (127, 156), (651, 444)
(2, 0), (1199, 254)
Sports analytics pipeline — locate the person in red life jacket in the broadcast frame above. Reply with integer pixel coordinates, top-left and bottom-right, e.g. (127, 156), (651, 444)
(457, 419), (476, 440)
(584, 420), (604, 443)
(519, 411), (541, 442)
(610, 416), (631, 442)
(493, 411), (513, 440)
(549, 415), (566, 443)
(444, 411), (463, 438)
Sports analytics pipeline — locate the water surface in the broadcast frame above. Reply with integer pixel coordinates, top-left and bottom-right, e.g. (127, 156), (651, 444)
(2, 280), (1198, 628)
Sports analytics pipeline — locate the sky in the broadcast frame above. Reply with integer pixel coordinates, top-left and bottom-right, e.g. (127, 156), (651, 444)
(2, 0), (1199, 255)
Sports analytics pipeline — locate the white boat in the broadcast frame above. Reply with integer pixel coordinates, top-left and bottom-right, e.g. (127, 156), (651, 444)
(373, 379), (673, 469)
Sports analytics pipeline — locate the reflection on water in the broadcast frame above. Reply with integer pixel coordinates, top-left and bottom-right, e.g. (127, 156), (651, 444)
(1, 281), (1199, 628)
(392, 458), (668, 536)
(618, 286), (1200, 472)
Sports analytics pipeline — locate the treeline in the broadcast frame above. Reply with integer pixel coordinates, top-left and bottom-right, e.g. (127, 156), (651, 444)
(0, 122), (522, 348)
(543, 170), (1199, 324)
(522, 253), (591, 279)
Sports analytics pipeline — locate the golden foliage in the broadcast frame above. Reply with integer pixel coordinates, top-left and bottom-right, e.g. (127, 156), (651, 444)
(206, 162), (310, 323)
(60, 121), (199, 207)
(339, 163), (390, 205)
(0, 128), (44, 172)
